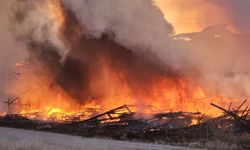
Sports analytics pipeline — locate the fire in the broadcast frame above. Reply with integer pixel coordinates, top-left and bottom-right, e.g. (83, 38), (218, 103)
(191, 119), (199, 125)
(11, 63), (225, 122)
(4, 0), (227, 122)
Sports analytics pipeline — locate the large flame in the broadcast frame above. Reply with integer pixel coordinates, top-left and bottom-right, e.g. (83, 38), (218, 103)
(6, 0), (228, 122)
(11, 60), (226, 122)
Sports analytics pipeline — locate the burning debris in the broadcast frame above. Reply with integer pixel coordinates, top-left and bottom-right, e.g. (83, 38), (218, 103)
(211, 100), (250, 133)
(1, 0), (250, 149)
(0, 101), (249, 149)
(82, 105), (133, 125)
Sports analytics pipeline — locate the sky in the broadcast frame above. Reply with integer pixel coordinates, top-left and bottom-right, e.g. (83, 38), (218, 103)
(155, 0), (250, 34)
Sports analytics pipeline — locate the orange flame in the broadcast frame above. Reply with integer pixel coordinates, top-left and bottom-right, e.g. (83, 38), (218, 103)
(11, 62), (226, 122)
(6, 0), (228, 122)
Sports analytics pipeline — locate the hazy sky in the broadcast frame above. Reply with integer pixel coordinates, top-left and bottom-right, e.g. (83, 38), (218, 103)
(155, 0), (250, 34)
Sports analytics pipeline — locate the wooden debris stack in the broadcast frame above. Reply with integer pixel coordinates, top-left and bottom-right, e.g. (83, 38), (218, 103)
(0, 100), (249, 148)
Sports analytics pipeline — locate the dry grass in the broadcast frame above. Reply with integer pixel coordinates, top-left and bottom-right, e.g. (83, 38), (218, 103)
(186, 131), (250, 150)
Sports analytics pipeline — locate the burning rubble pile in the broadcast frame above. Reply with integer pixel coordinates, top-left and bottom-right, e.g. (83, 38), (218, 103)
(1, 0), (250, 148)
(0, 100), (250, 146)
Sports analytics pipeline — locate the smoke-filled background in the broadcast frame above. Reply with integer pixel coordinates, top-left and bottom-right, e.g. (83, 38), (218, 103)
(1, 0), (250, 113)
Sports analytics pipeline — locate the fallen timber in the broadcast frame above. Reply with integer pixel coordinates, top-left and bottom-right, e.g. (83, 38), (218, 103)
(211, 99), (250, 133)
(81, 104), (134, 125)
(0, 102), (250, 148)
(0, 104), (207, 133)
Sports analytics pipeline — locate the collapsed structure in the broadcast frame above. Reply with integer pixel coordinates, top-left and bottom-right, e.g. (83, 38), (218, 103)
(0, 100), (249, 147)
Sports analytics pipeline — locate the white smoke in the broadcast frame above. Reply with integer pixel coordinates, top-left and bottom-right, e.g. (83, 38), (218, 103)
(62, 0), (174, 56)
(173, 25), (250, 98)
(11, 0), (66, 56)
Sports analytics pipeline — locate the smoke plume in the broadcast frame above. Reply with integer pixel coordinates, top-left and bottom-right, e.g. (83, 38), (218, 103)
(62, 0), (174, 56)
(63, 0), (250, 98)
(8, 0), (188, 108)
(5, 0), (250, 113)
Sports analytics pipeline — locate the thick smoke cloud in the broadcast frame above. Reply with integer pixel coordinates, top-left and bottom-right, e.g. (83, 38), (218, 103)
(63, 0), (250, 98)
(60, 0), (191, 87)
(8, 0), (182, 106)
(62, 0), (174, 57)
